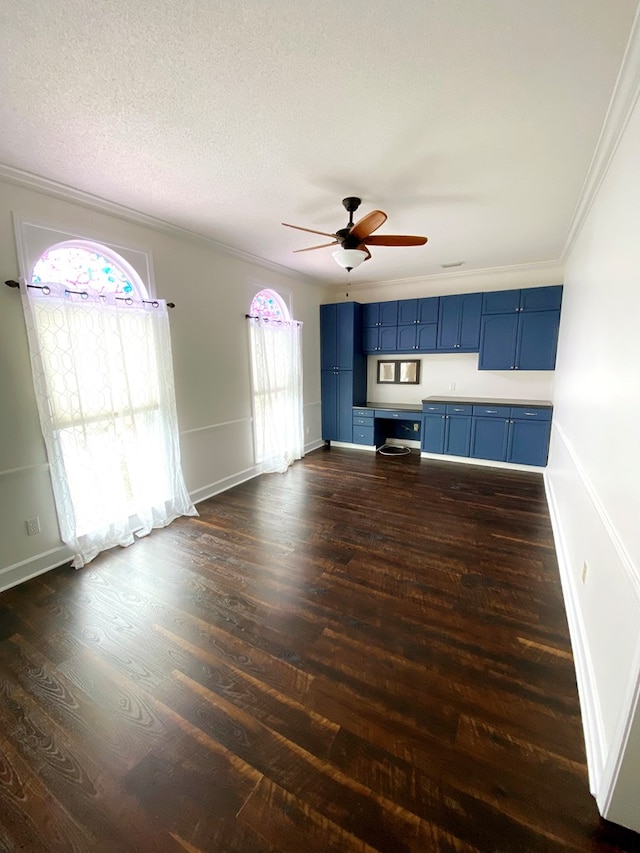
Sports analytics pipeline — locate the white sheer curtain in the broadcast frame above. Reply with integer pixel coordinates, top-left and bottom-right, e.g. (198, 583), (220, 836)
(249, 317), (304, 473)
(21, 282), (197, 568)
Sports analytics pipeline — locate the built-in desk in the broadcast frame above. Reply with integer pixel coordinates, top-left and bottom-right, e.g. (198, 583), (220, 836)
(352, 403), (422, 447)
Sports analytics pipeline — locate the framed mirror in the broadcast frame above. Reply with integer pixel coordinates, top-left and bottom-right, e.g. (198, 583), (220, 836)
(376, 359), (421, 385)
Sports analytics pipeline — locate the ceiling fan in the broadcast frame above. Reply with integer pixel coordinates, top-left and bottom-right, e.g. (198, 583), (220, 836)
(282, 197), (428, 271)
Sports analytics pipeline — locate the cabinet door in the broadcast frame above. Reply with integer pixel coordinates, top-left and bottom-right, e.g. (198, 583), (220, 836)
(320, 304), (338, 370)
(437, 293), (481, 350)
(397, 324), (417, 352)
(444, 416), (472, 457)
(362, 303), (380, 328)
(481, 289), (520, 314)
(378, 326), (398, 352)
(507, 419), (551, 466)
(421, 413), (446, 453)
(459, 293), (482, 349)
(320, 370), (339, 440)
(516, 310), (560, 370)
(379, 301), (399, 326)
(478, 313), (519, 370)
(336, 370), (355, 441)
(418, 297), (439, 325)
(471, 417), (509, 461)
(397, 299), (418, 325)
(437, 296), (461, 350)
(416, 323), (437, 351)
(321, 303), (358, 369)
(362, 326), (378, 353)
(520, 285), (562, 312)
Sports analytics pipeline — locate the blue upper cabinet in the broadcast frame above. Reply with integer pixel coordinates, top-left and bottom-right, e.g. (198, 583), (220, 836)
(482, 286), (562, 314)
(397, 297), (439, 326)
(479, 285), (562, 371)
(396, 298), (439, 352)
(363, 325), (398, 353)
(437, 293), (482, 352)
(321, 302), (362, 369)
(363, 301), (398, 327)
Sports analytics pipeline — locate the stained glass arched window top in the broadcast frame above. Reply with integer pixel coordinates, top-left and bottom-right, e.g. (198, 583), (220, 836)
(249, 289), (290, 322)
(31, 241), (147, 298)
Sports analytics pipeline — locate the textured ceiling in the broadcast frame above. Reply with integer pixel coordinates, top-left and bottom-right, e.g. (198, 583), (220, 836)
(1, 1), (638, 284)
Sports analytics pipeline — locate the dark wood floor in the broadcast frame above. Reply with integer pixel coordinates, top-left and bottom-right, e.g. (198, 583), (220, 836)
(1, 447), (640, 852)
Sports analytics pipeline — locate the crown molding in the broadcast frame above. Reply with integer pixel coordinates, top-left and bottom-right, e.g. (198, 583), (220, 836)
(329, 259), (564, 294)
(0, 163), (322, 287)
(562, 4), (640, 261)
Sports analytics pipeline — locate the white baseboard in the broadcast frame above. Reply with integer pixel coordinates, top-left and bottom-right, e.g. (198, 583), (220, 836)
(0, 546), (73, 593)
(420, 451), (545, 473)
(544, 471), (607, 794)
(190, 465), (260, 505)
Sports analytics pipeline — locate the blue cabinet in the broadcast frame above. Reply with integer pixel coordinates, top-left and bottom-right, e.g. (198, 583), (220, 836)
(437, 293), (482, 351)
(363, 301), (398, 328)
(421, 403), (472, 456)
(363, 324), (398, 353)
(479, 286), (562, 371)
(396, 322), (437, 353)
(352, 408), (378, 445)
(320, 302), (366, 441)
(470, 405), (512, 461)
(507, 406), (552, 466)
(469, 404), (552, 465)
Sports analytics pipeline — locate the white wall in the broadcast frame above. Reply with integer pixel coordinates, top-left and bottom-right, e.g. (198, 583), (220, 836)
(0, 178), (331, 590)
(545, 73), (640, 829)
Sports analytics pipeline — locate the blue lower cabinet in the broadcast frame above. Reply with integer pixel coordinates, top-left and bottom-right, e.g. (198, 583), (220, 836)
(421, 413), (446, 453)
(421, 405), (472, 457)
(444, 404), (473, 456)
(321, 370), (358, 442)
(506, 407), (552, 465)
(470, 417), (509, 461)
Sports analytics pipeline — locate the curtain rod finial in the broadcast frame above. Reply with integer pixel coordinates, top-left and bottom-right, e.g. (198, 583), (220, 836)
(5, 279), (20, 288)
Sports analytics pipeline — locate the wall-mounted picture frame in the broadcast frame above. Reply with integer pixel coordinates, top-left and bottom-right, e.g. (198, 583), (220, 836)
(376, 359), (421, 385)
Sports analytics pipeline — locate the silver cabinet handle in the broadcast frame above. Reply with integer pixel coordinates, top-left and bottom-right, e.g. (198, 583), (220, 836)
(486, 409), (497, 414)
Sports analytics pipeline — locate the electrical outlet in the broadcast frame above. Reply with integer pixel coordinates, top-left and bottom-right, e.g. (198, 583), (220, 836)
(26, 517), (41, 536)
(581, 561), (588, 584)
(448, 382), (456, 391)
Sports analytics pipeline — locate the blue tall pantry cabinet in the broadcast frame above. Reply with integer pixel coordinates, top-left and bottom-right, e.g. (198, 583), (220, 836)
(320, 303), (367, 442)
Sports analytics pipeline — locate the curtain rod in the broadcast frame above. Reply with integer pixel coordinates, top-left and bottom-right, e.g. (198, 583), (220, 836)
(4, 280), (175, 308)
(245, 313), (302, 326)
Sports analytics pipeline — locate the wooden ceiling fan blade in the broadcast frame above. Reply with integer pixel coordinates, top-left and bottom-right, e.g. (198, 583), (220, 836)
(364, 235), (428, 246)
(282, 222), (337, 238)
(357, 244), (372, 261)
(350, 210), (387, 241)
(293, 241), (338, 253)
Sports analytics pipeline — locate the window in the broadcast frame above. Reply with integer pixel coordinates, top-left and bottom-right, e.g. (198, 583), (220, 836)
(20, 238), (195, 567)
(248, 289), (304, 473)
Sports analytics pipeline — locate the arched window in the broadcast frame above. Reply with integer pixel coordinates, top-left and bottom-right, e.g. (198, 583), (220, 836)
(248, 288), (304, 473)
(20, 239), (195, 568)
(249, 288), (290, 322)
(31, 240), (147, 297)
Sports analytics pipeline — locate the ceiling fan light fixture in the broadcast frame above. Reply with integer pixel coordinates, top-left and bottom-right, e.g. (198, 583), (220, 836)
(332, 248), (367, 272)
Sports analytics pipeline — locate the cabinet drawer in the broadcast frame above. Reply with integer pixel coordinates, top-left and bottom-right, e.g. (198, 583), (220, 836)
(472, 405), (511, 418)
(353, 408), (373, 418)
(509, 406), (552, 421)
(353, 426), (375, 445)
(422, 403), (446, 414)
(374, 409), (421, 419)
(353, 416), (374, 427)
(446, 404), (473, 416)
